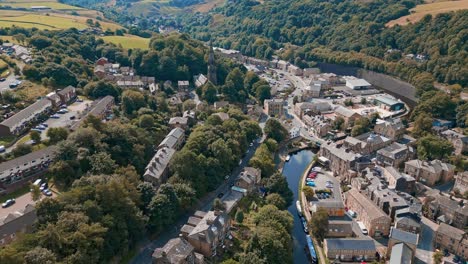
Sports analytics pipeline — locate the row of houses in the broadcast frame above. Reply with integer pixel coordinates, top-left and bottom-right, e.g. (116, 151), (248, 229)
(0, 86), (76, 137)
(0, 204), (36, 246)
(0, 146), (56, 195)
(69, 95), (115, 131)
(143, 127), (185, 188)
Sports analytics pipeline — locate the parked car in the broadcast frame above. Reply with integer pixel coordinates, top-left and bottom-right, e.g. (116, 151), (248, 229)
(217, 193), (224, 199)
(0, 145), (5, 153)
(69, 115), (76, 120)
(42, 189), (52, 196)
(36, 125), (46, 130)
(31, 128), (42, 133)
(0, 78), (6, 82)
(41, 123), (48, 127)
(306, 181), (316, 187)
(50, 114), (60, 119)
(40, 182), (48, 191)
(2, 199), (15, 208)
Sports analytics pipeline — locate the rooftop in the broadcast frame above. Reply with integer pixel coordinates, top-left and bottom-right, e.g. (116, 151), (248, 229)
(1, 98), (52, 129)
(375, 95), (402, 106)
(325, 238), (376, 251)
(346, 189), (390, 221)
(334, 105), (359, 118)
(389, 243), (413, 264)
(0, 146), (56, 180)
(346, 78), (371, 87)
(152, 237), (194, 263)
(436, 223), (465, 241)
(390, 227), (419, 245)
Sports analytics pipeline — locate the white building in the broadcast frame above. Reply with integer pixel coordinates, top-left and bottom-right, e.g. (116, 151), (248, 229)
(345, 78), (371, 90)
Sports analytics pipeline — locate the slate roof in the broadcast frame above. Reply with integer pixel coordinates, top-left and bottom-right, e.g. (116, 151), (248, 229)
(1, 98), (52, 129)
(389, 243), (413, 264)
(436, 223), (465, 241)
(152, 238), (194, 263)
(88, 96), (114, 117)
(0, 146), (56, 180)
(325, 238), (376, 251)
(390, 227), (419, 245)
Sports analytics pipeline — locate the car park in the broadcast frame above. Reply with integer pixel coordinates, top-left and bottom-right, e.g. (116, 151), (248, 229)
(2, 199), (15, 208)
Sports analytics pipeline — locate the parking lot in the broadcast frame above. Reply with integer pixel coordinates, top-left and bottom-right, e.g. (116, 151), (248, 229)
(306, 168), (343, 203)
(39, 99), (92, 140)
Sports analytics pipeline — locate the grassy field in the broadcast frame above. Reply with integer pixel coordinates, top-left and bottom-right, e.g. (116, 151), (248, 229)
(0, 10), (123, 31)
(15, 81), (50, 103)
(386, 0), (468, 27)
(101, 35), (151, 50)
(0, 1), (82, 10)
(193, 0), (225, 12)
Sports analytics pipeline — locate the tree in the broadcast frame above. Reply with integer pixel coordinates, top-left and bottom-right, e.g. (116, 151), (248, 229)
(417, 135), (454, 160)
(31, 184), (41, 202)
(239, 251), (267, 264)
(250, 144), (275, 177)
(303, 186), (315, 200)
(212, 198), (226, 211)
(413, 72), (435, 96)
(12, 143), (33, 157)
(202, 82), (218, 104)
(138, 114), (155, 129)
(265, 193), (286, 210)
(412, 113), (433, 138)
(122, 90), (146, 116)
(255, 84), (271, 103)
(351, 117), (371, 136)
(433, 251), (443, 264)
(264, 118), (288, 142)
(30, 130), (41, 144)
(24, 247), (56, 264)
(88, 152), (116, 174)
(264, 172), (293, 206)
(244, 71), (260, 94)
(332, 116), (345, 130)
(235, 209), (244, 224)
(46, 127), (69, 144)
(137, 182), (155, 213)
(309, 207), (329, 241)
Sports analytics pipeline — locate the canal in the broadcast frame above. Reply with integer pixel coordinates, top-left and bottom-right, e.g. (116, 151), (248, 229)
(282, 150), (316, 264)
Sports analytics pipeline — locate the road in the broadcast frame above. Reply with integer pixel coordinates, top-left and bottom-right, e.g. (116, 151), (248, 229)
(0, 192), (37, 217)
(129, 129), (265, 264)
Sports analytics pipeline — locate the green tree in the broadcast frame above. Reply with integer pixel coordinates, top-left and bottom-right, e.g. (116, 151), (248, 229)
(412, 113), (433, 138)
(417, 135), (454, 160)
(31, 184), (41, 202)
(122, 90), (146, 116)
(433, 251), (443, 264)
(265, 193), (286, 210)
(255, 84), (271, 103)
(24, 247), (57, 264)
(88, 152), (116, 175)
(309, 207), (329, 241)
(239, 251), (267, 264)
(30, 130), (41, 144)
(202, 82), (218, 104)
(46, 127), (69, 144)
(138, 114), (155, 129)
(12, 143), (33, 157)
(332, 116), (345, 130)
(235, 209), (244, 224)
(212, 198), (226, 211)
(303, 186), (315, 200)
(264, 118), (288, 142)
(264, 172), (293, 206)
(351, 117), (371, 136)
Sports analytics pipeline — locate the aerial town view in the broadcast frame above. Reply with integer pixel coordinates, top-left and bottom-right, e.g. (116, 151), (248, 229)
(0, 0), (466, 264)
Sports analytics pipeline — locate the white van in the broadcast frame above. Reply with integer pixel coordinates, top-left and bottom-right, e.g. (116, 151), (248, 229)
(357, 221), (368, 236)
(0, 145), (5, 153)
(33, 179), (42, 186)
(346, 210), (357, 218)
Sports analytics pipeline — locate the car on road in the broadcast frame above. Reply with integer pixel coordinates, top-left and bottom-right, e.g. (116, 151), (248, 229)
(0, 78), (6, 82)
(217, 193), (224, 199)
(2, 199), (15, 208)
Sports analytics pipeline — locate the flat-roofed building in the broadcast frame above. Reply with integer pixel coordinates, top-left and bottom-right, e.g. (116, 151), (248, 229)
(374, 95), (405, 111)
(345, 78), (371, 90)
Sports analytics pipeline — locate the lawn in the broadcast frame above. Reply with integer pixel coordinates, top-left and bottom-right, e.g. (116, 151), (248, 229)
(101, 35), (151, 50)
(15, 81), (50, 103)
(0, 14), (88, 29)
(0, 1), (82, 10)
(386, 0), (468, 27)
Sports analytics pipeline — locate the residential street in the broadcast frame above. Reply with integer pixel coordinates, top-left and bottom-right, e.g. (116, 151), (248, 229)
(129, 126), (265, 264)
